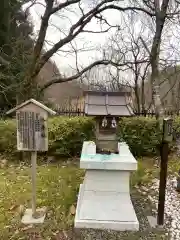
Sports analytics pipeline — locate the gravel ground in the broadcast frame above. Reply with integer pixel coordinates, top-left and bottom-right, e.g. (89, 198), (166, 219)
(142, 177), (180, 240)
(73, 190), (168, 240)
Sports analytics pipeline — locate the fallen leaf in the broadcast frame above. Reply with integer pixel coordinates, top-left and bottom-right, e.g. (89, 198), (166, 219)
(56, 205), (61, 210)
(4, 225), (11, 229)
(42, 189), (47, 193)
(21, 224), (33, 231)
(9, 204), (18, 211)
(54, 230), (69, 240)
(14, 229), (20, 235)
(69, 205), (76, 215)
(52, 231), (59, 236)
(63, 230), (68, 238)
(18, 205), (25, 215)
(0, 159), (8, 168)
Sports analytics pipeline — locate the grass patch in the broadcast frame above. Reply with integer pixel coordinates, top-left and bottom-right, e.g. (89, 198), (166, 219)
(0, 155), (179, 239)
(131, 157), (159, 186)
(131, 154), (180, 186)
(168, 155), (180, 176)
(0, 161), (84, 239)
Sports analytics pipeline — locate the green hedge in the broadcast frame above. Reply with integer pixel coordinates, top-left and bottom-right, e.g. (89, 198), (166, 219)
(118, 117), (162, 156)
(0, 116), (178, 158)
(0, 119), (16, 154)
(48, 117), (94, 157)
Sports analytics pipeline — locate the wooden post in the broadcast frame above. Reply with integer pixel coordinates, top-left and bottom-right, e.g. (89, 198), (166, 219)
(157, 117), (172, 226)
(31, 151), (37, 217)
(157, 141), (168, 225)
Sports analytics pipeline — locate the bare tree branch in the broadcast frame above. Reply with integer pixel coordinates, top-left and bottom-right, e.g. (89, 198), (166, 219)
(82, 27), (112, 33)
(25, 0), (157, 91)
(41, 59), (148, 90)
(0, 55), (10, 66)
(50, 0), (80, 15)
(22, 0), (180, 104)
(100, 4), (155, 17)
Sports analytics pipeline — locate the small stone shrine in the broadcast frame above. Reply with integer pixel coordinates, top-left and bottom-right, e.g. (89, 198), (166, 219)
(75, 91), (139, 231)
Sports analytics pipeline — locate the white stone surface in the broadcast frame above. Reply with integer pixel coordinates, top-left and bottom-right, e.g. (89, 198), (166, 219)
(83, 170), (130, 192)
(82, 141), (96, 155)
(21, 208), (46, 224)
(80, 141), (137, 170)
(147, 216), (157, 228)
(75, 141), (139, 231)
(75, 185), (139, 231)
(139, 176), (180, 239)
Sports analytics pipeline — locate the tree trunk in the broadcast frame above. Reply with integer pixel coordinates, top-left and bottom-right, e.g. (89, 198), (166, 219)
(141, 76), (145, 114)
(177, 81), (180, 115)
(134, 76), (140, 114)
(150, 0), (170, 119)
(150, 51), (163, 120)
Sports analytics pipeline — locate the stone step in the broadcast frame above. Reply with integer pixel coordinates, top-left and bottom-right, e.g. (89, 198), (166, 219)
(75, 184), (139, 231)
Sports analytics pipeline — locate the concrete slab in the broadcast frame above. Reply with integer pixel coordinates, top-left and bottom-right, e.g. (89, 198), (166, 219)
(147, 216), (157, 228)
(75, 185), (139, 231)
(80, 141), (137, 171)
(21, 208), (46, 224)
(147, 216), (165, 229)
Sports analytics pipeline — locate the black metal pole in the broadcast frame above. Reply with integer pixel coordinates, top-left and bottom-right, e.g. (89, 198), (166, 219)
(157, 141), (169, 225)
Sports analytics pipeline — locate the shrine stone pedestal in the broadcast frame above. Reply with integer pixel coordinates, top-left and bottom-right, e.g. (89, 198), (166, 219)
(74, 141), (139, 231)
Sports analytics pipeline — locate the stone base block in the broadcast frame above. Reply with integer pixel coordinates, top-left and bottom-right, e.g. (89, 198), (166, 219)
(75, 185), (139, 231)
(21, 208), (46, 224)
(147, 216), (157, 228)
(80, 142), (137, 171)
(147, 216), (164, 229)
(83, 170), (129, 192)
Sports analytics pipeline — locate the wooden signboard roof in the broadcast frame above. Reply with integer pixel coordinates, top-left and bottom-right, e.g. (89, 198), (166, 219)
(6, 99), (56, 115)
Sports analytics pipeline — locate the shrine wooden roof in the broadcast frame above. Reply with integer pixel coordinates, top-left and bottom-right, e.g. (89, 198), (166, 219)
(84, 91), (134, 117)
